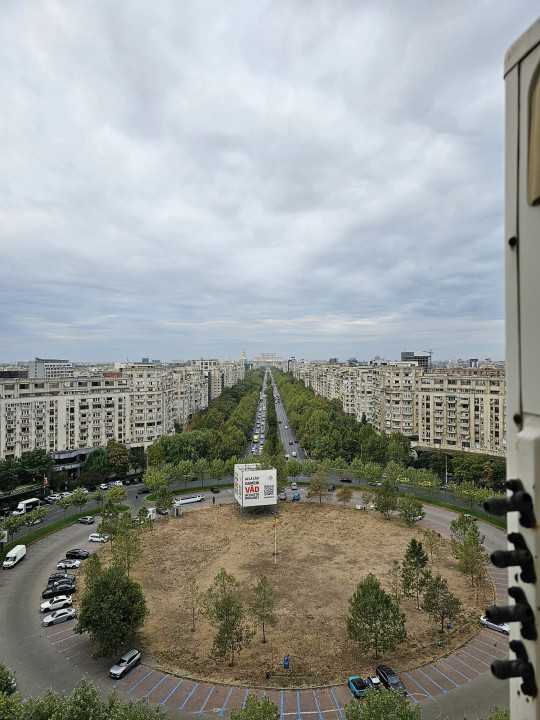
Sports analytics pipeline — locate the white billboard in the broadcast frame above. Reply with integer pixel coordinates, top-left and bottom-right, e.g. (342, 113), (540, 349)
(234, 463), (277, 508)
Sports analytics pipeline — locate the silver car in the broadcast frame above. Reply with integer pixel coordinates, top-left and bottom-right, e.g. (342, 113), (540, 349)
(42, 608), (76, 627)
(480, 615), (510, 635)
(109, 649), (141, 678)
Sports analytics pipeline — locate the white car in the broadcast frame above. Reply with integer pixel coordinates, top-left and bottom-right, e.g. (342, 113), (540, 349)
(99, 483), (109, 490)
(291, 482), (298, 490)
(57, 558), (81, 570)
(42, 608), (76, 627)
(88, 533), (109, 543)
(40, 595), (73, 613)
(480, 615), (510, 635)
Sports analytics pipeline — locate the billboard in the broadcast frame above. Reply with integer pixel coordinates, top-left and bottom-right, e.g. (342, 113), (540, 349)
(234, 463), (277, 508)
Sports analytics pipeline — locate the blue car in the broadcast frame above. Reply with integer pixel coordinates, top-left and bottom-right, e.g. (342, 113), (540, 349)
(292, 493), (301, 501)
(348, 676), (366, 698)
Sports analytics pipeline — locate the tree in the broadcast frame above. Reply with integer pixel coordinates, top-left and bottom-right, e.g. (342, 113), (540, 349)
(108, 484), (128, 505)
(397, 494), (424, 526)
(454, 480), (482, 509)
(147, 441), (166, 468)
(111, 515), (143, 578)
(361, 462), (383, 486)
(0, 662), (16, 696)
(421, 573), (461, 633)
(182, 575), (201, 633)
(83, 447), (109, 481)
(374, 477), (398, 519)
(347, 574), (407, 659)
(0, 677), (167, 719)
(56, 495), (73, 518)
(107, 439), (130, 478)
(402, 538), (429, 609)
(306, 471), (330, 504)
(92, 488), (105, 509)
(336, 485), (353, 505)
(344, 690), (421, 720)
(450, 513), (477, 559)
(387, 560), (402, 607)
(0, 459), (20, 493)
(231, 694), (279, 720)
(24, 507), (46, 527)
(155, 485), (173, 513)
(250, 576), (277, 644)
(422, 529), (443, 566)
(82, 551), (103, 590)
(18, 448), (53, 484)
(204, 569), (254, 666)
(70, 487), (89, 514)
(457, 525), (490, 587)
(76, 565), (148, 658)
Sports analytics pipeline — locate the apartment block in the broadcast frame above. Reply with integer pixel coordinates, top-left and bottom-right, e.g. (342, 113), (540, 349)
(0, 367), (176, 463)
(292, 361), (506, 458)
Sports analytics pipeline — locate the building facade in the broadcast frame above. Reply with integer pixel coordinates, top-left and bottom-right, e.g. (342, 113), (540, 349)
(292, 361), (506, 458)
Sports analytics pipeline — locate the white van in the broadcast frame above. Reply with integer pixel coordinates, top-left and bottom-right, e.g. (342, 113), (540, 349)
(3, 544), (27, 568)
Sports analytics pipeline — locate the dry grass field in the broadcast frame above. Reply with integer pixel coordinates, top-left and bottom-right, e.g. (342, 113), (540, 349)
(123, 502), (488, 687)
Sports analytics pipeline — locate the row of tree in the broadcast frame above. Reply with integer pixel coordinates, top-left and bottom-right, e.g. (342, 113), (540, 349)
(183, 569), (277, 666)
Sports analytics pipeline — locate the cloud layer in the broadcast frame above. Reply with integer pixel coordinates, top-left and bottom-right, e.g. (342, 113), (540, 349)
(2, 1), (538, 363)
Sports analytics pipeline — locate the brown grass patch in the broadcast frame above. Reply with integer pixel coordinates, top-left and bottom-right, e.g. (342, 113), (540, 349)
(125, 503), (488, 687)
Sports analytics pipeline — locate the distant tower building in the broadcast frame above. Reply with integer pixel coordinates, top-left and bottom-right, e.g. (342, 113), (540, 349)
(400, 351), (429, 370)
(239, 349), (248, 362)
(469, 358), (479, 368)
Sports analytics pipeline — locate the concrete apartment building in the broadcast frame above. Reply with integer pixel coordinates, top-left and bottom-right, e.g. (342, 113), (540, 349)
(28, 357), (73, 378)
(292, 361), (506, 458)
(0, 358), (245, 468)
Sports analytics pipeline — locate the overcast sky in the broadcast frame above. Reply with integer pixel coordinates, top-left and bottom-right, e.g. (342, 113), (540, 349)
(2, 2), (538, 365)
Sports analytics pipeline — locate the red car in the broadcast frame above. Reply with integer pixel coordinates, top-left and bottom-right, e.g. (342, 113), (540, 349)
(342, 477), (352, 483)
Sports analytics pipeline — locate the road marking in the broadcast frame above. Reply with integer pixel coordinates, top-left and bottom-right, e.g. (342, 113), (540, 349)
(448, 654), (482, 675)
(179, 682), (199, 709)
(127, 669), (154, 694)
(430, 664), (459, 687)
(329, 688), (344, 717)
(404, 672), (433, 698)
(439, 659), (471, 681)
(416, 667), (446, 693)
(198, 686), (215, 713)
(312, 689), (323, 720)
(144, 674), (168, 698)
(458, 648), (491, 668)
(297, 691), (302, 720)
(219, 687), (233, 716)
(161, 678), (183, 705)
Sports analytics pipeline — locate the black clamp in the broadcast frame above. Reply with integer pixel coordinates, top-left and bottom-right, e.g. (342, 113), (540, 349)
(484, 479), (536, 528)
(491, 532), (536, 583)
(491, 640), (538, 697)
(486, 587), (537, 640)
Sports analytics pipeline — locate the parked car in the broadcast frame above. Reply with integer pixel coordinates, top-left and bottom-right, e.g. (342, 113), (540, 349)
(279, 492), (287, 501)
(375, 665), (407, 695)
(57, 558), (81, 570)
(136, 487), (150, 496)
(292, 493), (301, 501)
(48, 572), (76, 584)
(291, 482), (298, 490)
(348, 676), (367, 698)
(42, 583), (76, 599)
(40, 595), (72, 613)
(42, 608), (76, 627)
(99, 484), (109, 490)
(365, 675), (382, 691)
(88, 533), (109, 543)
(77, 516), (94, 525)
(110, 481), (123, 487)
(65, 549), (90, 559)
(464, 514), (478, 522)
(480, 614), (510, 635)
(47, 493), (62, 502)
(210, 486), (220, 494)
(328, 484), (336, 492)
(342, 477), (352, 483)
(109, 649), (141, 679)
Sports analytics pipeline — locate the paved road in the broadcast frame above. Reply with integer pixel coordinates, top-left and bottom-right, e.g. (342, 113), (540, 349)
(1, 490), (509, 719)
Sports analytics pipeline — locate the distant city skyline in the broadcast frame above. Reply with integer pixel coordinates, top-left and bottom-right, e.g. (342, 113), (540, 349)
(3, 3), (537, 363)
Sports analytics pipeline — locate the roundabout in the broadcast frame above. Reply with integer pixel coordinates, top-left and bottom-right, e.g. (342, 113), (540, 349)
(0, 489), (510, 719)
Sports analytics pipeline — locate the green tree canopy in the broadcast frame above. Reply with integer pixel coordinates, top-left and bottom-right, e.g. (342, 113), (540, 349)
(204, 569), (254, 666)
(422, 573), (461, 632)
(402, 538), (429, 609)
(306, 471), (330, 504)
(347, 574), (407, 659)
(344, 689), (421, 720)
(249, 576), (277, 644)
(398, 494), (424, 526)
(76, 565), (148, 658)
(230, 694), (280, 720)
